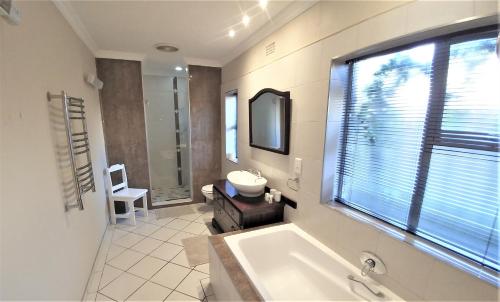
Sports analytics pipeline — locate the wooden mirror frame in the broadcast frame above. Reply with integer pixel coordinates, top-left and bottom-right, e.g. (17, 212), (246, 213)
(249, 88), (291, 155)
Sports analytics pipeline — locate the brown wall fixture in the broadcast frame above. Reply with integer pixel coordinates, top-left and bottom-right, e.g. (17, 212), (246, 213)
(188, 65), (222, 202)
(96, 59), (151, 206)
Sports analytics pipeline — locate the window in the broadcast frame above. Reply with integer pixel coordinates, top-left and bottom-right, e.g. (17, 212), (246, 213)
(225, 91), (238, 163)
(333, 27), (499, 270)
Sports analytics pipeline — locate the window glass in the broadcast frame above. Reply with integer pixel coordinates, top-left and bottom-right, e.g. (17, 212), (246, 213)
(225, 93), (238, 162)
(333, 29), (499, 270)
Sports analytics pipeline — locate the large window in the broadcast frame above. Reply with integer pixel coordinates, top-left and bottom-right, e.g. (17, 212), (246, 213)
(225, 91), (238, 163)
(334, 27), (499, 270)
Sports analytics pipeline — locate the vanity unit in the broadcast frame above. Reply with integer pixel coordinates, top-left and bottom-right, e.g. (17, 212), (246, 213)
(212, 180), (284, 233)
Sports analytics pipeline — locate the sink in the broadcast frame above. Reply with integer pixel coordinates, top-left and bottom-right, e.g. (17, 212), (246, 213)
(227, 170), (267, 197)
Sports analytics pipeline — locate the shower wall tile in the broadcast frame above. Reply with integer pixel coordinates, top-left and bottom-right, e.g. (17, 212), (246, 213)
(96, 59), (151, 206)
(188, 65), (222, 203)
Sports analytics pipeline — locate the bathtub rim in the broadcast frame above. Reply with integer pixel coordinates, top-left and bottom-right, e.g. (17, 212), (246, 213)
(224, 223), (404, 301)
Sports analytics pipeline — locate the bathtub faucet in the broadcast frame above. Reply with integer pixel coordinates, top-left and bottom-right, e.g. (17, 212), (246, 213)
(361, 258), (376, 276)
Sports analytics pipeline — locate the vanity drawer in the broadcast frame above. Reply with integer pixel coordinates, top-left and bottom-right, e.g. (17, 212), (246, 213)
(213, 189), (224, 208)
(214, 202), (240, 232)
(224, 200), (241, 225)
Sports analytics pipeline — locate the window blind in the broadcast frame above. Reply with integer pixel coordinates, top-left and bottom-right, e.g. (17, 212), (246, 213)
(335, 28), (499, 270)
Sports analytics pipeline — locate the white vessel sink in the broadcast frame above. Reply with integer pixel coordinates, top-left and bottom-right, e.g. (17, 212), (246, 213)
(227, 170), (267, 197)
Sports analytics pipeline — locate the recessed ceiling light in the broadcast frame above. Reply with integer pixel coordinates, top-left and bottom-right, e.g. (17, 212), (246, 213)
(228, 29), (235, 38)
(154, 43), (179, 52)
(175, 66), (183, 71)
(242, 15), (250, 27)
(259, 0), (268, 9)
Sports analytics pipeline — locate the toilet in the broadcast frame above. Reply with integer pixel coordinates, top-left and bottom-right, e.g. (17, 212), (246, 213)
(201, 184), (214, 201)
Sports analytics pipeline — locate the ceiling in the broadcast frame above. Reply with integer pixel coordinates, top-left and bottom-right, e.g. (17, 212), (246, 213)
(55, 1), (313, 75)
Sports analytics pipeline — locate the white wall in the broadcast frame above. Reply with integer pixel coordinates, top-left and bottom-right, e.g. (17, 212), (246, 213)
(221, 1), (499, 301)
(0, 2), (108, 299)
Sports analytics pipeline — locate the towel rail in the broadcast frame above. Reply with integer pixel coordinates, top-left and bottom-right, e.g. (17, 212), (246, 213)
(47, 90), (95, 211)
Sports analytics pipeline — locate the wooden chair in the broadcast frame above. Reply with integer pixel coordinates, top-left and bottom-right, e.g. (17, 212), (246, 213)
(105, 164), (148, 225)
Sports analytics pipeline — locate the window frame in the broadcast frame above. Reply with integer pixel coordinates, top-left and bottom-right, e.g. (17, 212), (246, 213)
(333, 25), (499, 269)
(224, 90), (239, 163)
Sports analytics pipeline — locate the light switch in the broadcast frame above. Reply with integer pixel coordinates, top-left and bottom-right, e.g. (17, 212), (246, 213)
(294, 158), (302, 177)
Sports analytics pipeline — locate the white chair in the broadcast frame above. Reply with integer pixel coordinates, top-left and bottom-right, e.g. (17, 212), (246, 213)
(105, 164), (148, 225)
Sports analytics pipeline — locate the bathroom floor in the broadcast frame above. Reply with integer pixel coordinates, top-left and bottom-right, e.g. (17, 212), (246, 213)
(84, 203), (217, 301)
(152, 186), (192, 206)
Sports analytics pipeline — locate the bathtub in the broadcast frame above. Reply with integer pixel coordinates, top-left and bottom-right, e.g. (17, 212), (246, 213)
(224, 224), (403, 301)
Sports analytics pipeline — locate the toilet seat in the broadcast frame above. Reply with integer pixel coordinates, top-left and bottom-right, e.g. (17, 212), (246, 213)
(202, 184), (213, 193)
(201, 184), (214, 201)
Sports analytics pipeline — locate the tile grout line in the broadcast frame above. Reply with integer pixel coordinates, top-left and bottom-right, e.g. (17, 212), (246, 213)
(97, 207), (213, 301)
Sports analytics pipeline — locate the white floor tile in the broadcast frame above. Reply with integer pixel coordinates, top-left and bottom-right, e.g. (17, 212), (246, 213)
(128, 256), (167, 280)
(165, 291), (199, 301)
(136, 213), (157, 223)
(100, 272), (146, 301)
(151, 216), (175, 226)
(176, 270), (208, 299)
(165, 291), (198, 301)
(132, 223), (161, 236)
(168, 231), (196, 246)
(171, 249), (191, 268)
(112, 229), (130, 241)
(194, 263), (209, 274)
(150, 227), (179, 241)
(182, 222), (207, 235)
(150, 242), (183, 261)
(177, 212), (202, 222)
(166, 219), (191, 230)
(108, 249), (145, 271)
(114, 232), (146, 248)
(95, 293), (115, 301)
(150, 263), (191, 289)
(127, 281), (172, 301)
(130, 237), (163, 255)
(200, 278), (213, 297)
(99, 265), (123, 290)
(107, 244), (126, 262)
(116, 220), (145, 233)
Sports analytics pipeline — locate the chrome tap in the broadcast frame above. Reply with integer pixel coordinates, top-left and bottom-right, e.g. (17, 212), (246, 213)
(246, 168), (261, 177)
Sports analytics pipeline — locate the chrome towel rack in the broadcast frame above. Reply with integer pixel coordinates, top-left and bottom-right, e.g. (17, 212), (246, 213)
(47, 91), (95, 211)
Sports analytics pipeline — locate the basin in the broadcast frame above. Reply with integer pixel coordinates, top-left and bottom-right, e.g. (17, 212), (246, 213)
(227, 170), (267, 197)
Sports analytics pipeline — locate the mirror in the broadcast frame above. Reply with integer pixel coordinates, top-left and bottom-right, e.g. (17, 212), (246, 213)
(249, 88), (291, 155)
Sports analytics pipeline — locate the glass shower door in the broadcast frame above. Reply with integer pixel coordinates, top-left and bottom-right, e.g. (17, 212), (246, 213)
(143, 75), (191, 206)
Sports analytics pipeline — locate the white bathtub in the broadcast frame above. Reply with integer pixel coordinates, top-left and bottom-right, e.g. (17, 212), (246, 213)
(224, 224), (403, 301)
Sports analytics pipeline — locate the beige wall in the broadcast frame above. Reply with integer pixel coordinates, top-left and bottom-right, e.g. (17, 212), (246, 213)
(221, 1), (498, 301)
(1, 2), (108, 299)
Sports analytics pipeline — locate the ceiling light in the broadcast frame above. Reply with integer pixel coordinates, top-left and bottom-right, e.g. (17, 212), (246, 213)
(259, 0), (268, 9)
(242, 15), (250, 27)
(154, 43), (179, 52)
(228, 29), (235, 38)
(175, 66), (183, 71)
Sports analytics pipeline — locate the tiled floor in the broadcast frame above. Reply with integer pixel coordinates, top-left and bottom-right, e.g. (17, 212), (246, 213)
(84, 203), (217, 301)
(152, 186), (191, 206)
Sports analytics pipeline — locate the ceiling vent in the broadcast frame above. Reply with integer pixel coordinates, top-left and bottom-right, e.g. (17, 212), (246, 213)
(154, 43), (179, 53)
(265, 42), (275, 56)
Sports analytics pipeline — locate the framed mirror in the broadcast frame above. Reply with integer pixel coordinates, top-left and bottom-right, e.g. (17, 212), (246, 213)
(249, 88), (291, 155)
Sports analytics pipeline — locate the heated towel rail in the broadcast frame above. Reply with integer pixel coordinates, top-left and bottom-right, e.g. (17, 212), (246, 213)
(47, 91), (95, 211)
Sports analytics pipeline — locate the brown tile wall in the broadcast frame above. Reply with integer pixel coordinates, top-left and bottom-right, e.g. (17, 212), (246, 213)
(188, 65), (222, 202)
(96, 58), (151, 205)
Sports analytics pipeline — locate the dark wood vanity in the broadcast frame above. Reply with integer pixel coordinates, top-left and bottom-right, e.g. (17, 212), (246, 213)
(212, 180), (285, 233)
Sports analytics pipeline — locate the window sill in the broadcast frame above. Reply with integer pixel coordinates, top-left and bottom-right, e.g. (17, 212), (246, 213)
(321, 200), (499, 287)
(226, 158), (239, 164)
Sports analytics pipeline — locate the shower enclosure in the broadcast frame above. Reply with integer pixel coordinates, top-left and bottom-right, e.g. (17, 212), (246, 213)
(143, 75), (191, 206)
